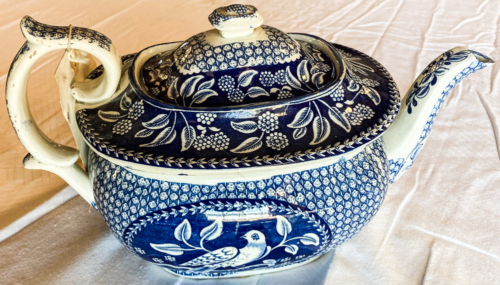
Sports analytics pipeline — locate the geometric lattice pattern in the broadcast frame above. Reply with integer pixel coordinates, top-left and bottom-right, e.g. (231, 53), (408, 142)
(92, 139), (388, 250)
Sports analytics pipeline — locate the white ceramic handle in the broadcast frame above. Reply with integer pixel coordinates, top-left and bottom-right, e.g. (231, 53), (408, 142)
(6, 16), (121, 168)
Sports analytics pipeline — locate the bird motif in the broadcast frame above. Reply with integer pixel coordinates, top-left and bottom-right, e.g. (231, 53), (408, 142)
(181, 230), (270, 272)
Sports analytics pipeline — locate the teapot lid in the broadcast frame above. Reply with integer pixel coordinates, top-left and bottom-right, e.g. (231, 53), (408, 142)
(139, 4), (336, 107)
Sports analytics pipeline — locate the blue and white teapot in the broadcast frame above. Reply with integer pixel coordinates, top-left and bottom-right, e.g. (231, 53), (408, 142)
(6, 4), (493, 279)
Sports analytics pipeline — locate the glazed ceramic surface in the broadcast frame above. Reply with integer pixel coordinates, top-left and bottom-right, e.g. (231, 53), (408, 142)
(6, 4), (493, 279)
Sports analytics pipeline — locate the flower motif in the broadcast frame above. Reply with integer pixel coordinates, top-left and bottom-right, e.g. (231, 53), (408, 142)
(275, 70), (287, 85)
(228, 89), (245, 103)
(338, 49), (374, 76)
(280, 257), (291, 263)
(346, 104), (375, 126)
(331, 87), (344, 101)
(165, 256), (175, 262)
(296, 193), (305, 202)
(259, 71), (275, 87)
(313, 62), (331, 73)
(127, 101), (144, 120)
(112, 119), (132, 135)
(267, 188), (276, 196)
(149, 87), (160, 96)
(135, 247), (146, 254)
(193, 132), (230, 151)
(361, 78), (379, 88)
(212, 132), (230, 151)
(152, 258), (164, 263)
(266, 132), (289, 150)
(226, 4), (250, 14)
(180, 194), (188, 202)
(277, 89), (293, 100)
(258, 111), (279, 133)
(196, 113), (217, 125)
(193, 135), (213, 150)
(306, 192), (314, 200)
(218, 75), (235, 92)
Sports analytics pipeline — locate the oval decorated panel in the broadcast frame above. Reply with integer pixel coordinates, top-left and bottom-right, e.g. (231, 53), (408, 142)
(123, 200), (329, 278)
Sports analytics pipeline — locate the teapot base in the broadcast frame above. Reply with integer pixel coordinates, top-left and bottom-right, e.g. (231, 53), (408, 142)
(160, 253), (323, 279)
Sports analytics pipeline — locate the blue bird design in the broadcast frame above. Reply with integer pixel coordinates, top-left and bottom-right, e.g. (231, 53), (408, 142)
(182, 230), (270, 272)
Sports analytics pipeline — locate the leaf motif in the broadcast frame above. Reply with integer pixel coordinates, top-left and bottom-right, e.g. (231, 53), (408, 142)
(181, 125), (196, 151)
(312, 72), (325, 86)
(167, 78), (179, 100)
(314, 52), (324, 62)
(311, 116), (331, 145)
(135, 129), (154, 138)
(287, 106), (313, 128)
(98, 110), (122, 122)
(209, 127), (220, 132)
(197, 125), (207, 136)
(299, 233), (320, 246)
(180, 75), (204, 97)
(230, 137), (262, 153)
(297, 60), (310, 84)
(139, 127), (176, 147)
(286, 66), (301, 89)
(328, 107), (351, 132)
(150, 243), (185, 256)
(238, 70), (258, 87)
(449, 50), (470, 62)
(149, 70), (159, 82)
(310, 65), (320, 74)
(142, 114), (169, 129)
(174, 219), (192, 242)
(276, 215), (292, 236)
(192, 89), (218, 104)
(419, 73), (435, 86)
(120, 95), (132, 110)
(231, 121), (258, 134)
(263, 259), (276, 265)
(415, 85), (430, 99)
(285, 244), (299, 255)
(270, 88), (280, 93)
(363, 86), (381, 105)
(200, 220), (223, 241)
(246, 87), (269, 98)
(293, 127), (307, 140)
(198, 79), (214, 90)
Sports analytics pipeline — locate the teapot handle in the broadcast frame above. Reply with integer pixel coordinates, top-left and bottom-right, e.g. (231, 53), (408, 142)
(6, 16), (121, 206)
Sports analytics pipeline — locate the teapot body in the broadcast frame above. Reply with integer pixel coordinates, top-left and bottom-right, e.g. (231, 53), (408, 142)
(6, 6), (492, 280)
(89, 138), (388, 278)
(73, 37), (395, 278)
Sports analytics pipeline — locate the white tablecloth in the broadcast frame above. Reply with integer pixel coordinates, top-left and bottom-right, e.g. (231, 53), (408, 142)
(1, 0), (499, 284)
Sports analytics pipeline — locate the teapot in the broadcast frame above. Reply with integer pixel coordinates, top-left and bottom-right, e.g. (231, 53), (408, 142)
(6, 4), (493, 279)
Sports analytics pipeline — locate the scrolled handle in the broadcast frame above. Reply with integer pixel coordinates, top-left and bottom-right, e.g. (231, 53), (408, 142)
(7, 16), (122, 165)
(6, 16), (122, 206)
(19, 16), (121, 103)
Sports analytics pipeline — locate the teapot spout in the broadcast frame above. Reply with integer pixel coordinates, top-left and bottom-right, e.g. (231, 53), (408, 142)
(383, 47), (493, 183)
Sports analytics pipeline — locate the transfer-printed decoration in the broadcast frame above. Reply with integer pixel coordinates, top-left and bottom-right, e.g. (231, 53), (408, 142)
(91, 139), (387, 277)
(388, 54), (489, 183)
(140, 35), (333, 107)
(77, 43), (399, 169)
(7, 2), (492, 279)
(21, 16), (112, 51)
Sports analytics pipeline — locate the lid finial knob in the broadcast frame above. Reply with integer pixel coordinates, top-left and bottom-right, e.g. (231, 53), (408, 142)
(208, 4), (263, 39)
